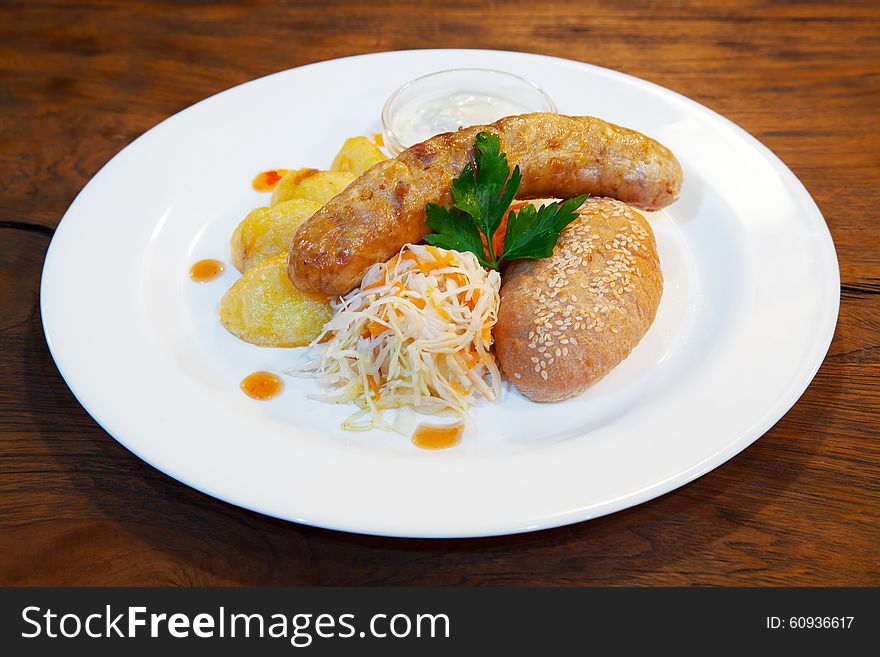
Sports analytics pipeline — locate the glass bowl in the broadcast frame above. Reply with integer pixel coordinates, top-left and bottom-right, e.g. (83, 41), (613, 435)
(381, 68), (557, 154)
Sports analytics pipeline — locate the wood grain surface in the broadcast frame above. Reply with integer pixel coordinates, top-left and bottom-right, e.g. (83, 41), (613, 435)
(1, 0), (878, 585)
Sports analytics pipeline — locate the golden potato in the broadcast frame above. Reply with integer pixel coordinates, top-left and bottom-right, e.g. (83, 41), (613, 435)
(230, 198), (322, 273)
(270, 168), (355, 206)
(219, 253), (332, 347)
(331, 136), (387, 175)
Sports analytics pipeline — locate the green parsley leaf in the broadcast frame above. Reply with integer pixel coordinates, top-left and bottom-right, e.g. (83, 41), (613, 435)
(501, 195), (588, 261)
(449, 133), (520, 267)
(424, 131), (587, 269)
(424, 203), (490, 268)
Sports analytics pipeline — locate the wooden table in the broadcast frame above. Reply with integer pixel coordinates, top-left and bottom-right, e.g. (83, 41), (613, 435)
(2, 0), (877, 586)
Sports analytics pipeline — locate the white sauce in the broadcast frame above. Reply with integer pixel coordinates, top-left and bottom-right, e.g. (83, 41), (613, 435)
(390, 91), (533, 149)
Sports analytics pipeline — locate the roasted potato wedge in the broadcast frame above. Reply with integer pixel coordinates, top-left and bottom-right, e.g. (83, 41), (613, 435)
(231, 198), (322, 273)
(331, 136), (387, 175)
(270, 168), (355, 206)
(219, 253), (332, 347)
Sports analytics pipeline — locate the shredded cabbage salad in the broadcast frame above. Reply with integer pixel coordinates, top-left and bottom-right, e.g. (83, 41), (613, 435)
(291, 244), (502, 431)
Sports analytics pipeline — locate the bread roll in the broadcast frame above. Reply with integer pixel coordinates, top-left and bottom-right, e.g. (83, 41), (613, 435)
(493, 197), (662, 402)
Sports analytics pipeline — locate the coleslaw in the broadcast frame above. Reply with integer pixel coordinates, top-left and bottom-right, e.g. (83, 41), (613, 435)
(292, 244), (502, 431)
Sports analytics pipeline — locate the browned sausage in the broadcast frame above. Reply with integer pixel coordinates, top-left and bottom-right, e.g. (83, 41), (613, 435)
(289, 113), (682, 297)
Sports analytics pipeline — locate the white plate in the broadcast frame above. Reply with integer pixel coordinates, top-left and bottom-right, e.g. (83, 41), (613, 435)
(41, 50), (839, 538)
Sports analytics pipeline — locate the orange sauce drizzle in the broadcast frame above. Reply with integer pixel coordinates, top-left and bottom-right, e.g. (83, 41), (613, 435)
(252, 169), (290, 192)
(412, 422), (464, 450)
(240, 371), (284, 400)
(189, 259), (225, 282)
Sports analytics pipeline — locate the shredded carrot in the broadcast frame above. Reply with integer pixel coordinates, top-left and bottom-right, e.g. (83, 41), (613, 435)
(366, 374), (381, 399)
(362, 277), (386, 291)
(448, 272), (468, 288)
(430, 293), (450, 321)
(400, 250), (420, 264)
(466, 288), (481, 310)
(367, 321), (387, 338)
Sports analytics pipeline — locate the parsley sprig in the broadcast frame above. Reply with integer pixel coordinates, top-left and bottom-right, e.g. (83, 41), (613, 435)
(424, 132), (587, 269)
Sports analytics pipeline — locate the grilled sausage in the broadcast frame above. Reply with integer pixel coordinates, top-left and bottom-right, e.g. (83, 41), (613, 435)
(289, 113), (681, 296)
(493, 197), (663, 402)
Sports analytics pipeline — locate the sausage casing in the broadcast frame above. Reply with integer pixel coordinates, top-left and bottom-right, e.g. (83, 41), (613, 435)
(289, 113), (681, 296)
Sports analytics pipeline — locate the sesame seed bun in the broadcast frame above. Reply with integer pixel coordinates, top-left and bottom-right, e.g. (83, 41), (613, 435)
(494, 197), (663, 402)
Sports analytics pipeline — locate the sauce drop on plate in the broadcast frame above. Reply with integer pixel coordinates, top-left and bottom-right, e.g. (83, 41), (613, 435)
(189, 259), (225, 282)
(241, 371), (284, 400)
(412, 422), (464, 450)
(252, 169), (290, 192)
